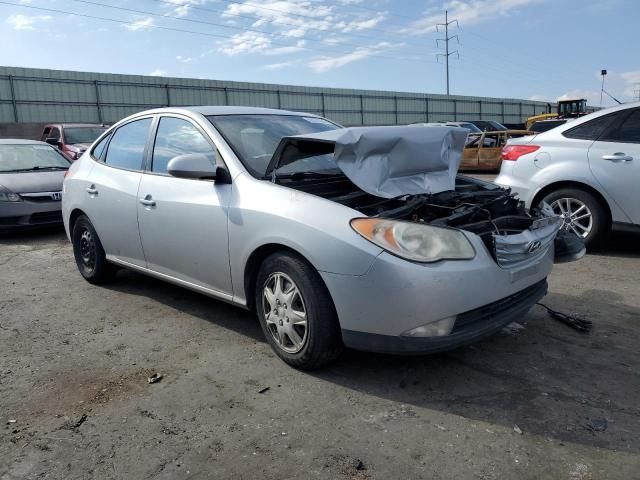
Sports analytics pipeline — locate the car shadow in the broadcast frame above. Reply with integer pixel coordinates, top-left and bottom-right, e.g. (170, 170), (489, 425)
(591, 230), (640, 258)
(103, 268), (265, 344)
(0, 225), (67, 245)
(311, 289), (640, 454)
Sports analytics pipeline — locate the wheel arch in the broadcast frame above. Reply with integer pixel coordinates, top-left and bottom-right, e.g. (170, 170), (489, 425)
(243, 243), (326, 313)
(68, 208), (88, 233)
(532, 180), (612, 226)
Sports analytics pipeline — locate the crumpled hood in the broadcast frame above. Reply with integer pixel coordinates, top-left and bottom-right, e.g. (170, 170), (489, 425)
(268, 125), (468, 198)
(0, 171), (65, 193)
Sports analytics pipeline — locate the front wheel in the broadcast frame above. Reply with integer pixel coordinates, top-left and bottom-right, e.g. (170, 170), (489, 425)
(72, 215), (116, 284)
(540, 188), (608, 248)
(255, 252), (343, 370)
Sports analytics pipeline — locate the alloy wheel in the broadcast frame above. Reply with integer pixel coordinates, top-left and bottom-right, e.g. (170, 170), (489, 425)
(262, 272), (308, 354)
(550, 197), (593, 238)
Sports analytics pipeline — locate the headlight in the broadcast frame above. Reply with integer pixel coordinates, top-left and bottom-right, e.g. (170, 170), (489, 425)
(351, 218), (475, 263)
(0, 192), (21, 202)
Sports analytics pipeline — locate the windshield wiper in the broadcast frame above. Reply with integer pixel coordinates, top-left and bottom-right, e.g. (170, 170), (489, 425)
(272, 171), (345, 181)
(7, 166), (68, 172)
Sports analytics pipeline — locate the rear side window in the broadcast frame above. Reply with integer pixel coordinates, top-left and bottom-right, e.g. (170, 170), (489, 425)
(104, 118), (152, 170)
(599, 109), (640, 144)
(563, 112), (621, 140)
(151, 117), (218, 174)
(91, 133), (111, 160)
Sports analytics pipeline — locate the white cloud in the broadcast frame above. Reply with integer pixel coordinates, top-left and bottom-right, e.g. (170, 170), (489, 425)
(528, 95), (548, 102)
(218, 31), (272, 56)
(308, 42), (397, 72)
(557, 90), (602, 107)
(125, 17), (154, 31)
(262, 60), (297, 70)
(176, 55), (194, 63)
(405, 0), (544, 34)
(338, 14), (386, 33)
(6, 14), (51, 30)
(149, 69), (168, 76)
(266, 40), (307, 55)
(163, 0), (209, 17)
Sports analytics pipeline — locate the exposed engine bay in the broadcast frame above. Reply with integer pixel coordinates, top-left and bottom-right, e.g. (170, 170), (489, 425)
(281, 174), (536, 238)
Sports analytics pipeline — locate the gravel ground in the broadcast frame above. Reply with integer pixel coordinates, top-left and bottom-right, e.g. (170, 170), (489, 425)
(1, 227), (639, 480)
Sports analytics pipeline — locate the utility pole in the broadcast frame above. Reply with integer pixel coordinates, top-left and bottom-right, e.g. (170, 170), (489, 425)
(436, 10), (459, 96)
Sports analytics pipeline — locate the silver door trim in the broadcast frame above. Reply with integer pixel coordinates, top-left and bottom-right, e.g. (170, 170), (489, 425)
(106, 255), (247, 307)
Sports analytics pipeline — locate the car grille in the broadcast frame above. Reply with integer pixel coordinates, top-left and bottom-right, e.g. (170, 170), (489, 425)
(493, 216), (562, 269)
(20, 192), (62, 203)
(452, 279), (547, 333)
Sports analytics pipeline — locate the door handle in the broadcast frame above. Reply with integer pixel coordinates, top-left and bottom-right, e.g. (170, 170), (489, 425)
(86, 185), (98, 195)
(602, 153), (633, 162)
(139, 195), (156, 207)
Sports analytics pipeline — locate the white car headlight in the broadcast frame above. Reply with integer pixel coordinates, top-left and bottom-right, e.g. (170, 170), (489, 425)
(351, 218), (475, 263)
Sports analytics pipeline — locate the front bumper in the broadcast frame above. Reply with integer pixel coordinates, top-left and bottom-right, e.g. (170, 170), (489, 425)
(342, 280), (547, 354)
(320, 231), (554, 354)
(0, 200), (63, 230)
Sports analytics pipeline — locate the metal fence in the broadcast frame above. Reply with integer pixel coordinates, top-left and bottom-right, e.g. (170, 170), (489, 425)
(0, 66), (555, 127)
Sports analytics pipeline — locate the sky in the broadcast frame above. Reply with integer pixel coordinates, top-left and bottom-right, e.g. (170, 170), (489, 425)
(1, 0), (639, 106)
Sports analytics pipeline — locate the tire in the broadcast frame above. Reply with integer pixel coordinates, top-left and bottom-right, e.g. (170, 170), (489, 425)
(255, 252), (343, 370)
(71, 215), (116, 284)
(540, 188), (608, 248)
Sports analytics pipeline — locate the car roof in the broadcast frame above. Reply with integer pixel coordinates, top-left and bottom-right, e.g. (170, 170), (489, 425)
(545, 101), (640, 135)
(0, 139), (52, 145)
(141, 106), (318, 117)
(43, 123), (106, 128)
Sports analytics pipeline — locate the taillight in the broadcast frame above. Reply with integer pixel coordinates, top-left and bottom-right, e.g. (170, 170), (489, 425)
(501, 145), (540, 161)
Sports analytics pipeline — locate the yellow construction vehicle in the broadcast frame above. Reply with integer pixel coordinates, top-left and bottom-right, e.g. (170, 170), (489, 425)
(526, 98), (588, 130)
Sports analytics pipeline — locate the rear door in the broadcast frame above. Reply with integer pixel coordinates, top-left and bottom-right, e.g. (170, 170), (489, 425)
(587, 108), (640, 224)
(82, 116), (153, 266)
(136, 115), (232, 295)
(461, 133), (480, 169)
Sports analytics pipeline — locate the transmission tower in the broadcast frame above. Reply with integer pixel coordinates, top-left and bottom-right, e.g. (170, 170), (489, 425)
(436, 10), (459, 96)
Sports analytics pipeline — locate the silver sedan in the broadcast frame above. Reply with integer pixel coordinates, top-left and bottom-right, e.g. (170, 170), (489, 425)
(496, 101), (640, 247)
(63, 107), (575, 369)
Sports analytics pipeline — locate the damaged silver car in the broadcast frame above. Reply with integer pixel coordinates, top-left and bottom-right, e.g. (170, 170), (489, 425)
(62, 107), (584, 369)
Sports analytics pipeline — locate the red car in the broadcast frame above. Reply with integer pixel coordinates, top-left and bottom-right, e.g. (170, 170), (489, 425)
(41, 123), (107, 161)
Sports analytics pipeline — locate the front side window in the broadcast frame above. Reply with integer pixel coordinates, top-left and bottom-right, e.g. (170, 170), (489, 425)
(103, 118), (152, 170)
(600, 109), (640, 144)
(48, 127), (60, 140)
(563, 112), (621, 140)
(151, 117), (218, 174)
(207, 114), (339, 178)
(0, 144), (70, 172)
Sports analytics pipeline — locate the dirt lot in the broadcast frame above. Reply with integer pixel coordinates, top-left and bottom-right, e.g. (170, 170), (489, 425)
(1, 227), (639, 480)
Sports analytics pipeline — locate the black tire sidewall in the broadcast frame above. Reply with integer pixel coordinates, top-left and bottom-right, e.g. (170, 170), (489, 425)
(72, 215), (112, 283)
(255, 253), (342, 370)
(541, 188), (607, 247)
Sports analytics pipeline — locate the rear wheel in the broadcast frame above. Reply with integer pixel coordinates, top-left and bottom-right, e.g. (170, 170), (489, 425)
(255, 252), (343, 370)
(72, 215), (116, 284)
(540, 188), (608, 248)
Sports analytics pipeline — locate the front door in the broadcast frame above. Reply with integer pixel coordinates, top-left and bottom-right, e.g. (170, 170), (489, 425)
(588, 108), (640, 224)
(137, 115), (232, 295)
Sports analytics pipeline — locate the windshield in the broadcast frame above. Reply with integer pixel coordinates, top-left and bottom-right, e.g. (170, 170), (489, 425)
(64, 127), (106, 145)
(207, 114), (340, 177)
(0, 144), (70, 172)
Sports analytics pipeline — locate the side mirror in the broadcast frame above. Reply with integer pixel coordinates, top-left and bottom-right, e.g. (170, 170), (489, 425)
(45, 138), (61, 147)
(167, 154), (231, 183)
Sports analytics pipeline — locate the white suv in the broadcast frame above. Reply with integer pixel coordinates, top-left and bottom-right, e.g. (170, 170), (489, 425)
(495, 102), (640, 247)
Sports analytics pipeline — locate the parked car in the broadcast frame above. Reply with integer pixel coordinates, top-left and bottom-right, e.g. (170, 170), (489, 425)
(0, 139), (70, 230)
(41, 123), (107, 160)
(411, 121), (483, 133)
(495, 101), (640, 247)
(63, 107), (582, 369)
(466, 120), (508, 132)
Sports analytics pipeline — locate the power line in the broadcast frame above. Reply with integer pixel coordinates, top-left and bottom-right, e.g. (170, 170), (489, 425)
(435, 10), (458, 96)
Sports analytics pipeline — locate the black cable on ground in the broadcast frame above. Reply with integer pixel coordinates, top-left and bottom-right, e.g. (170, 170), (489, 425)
(536, 303), (592, 333)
